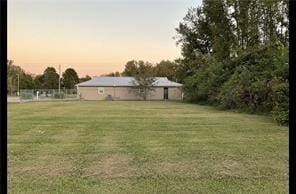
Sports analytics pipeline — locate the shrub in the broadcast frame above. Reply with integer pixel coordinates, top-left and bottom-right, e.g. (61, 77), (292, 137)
(20, 92), (33, 100)
(183, 60), (230, 104)
(53, 92), (65, 99)
(218, 66), (273, 113)
(270, 79), (289, 125)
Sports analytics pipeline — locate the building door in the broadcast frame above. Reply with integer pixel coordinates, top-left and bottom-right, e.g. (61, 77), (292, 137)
(164, 87), (168, 100)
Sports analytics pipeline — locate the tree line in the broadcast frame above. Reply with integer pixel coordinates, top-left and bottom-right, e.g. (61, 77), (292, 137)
(7, 60), (91, 95)
(7, 0), (289, 125)
(7, 59), (178, 97)
(107, 0), (289, 125)
(103, 60), (178, 81)
(173, 0), (288, 125)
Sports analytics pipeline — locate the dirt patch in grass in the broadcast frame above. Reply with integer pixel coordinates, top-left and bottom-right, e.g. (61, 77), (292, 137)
(156, 159), (244, 179)
(12, 155), (74, 177)
(156, 160), (203, 177)
(51, 128), (81, 143)
(83, 154), (139, 178)
(214, 160), (244, 178)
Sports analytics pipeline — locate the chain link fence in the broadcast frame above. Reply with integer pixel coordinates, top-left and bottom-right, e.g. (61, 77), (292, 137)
(17, 89), (78, 101)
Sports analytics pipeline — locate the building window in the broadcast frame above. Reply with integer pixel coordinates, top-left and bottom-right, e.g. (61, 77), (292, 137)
(98, 87), (104, 94)
(139, 88), (144, 93)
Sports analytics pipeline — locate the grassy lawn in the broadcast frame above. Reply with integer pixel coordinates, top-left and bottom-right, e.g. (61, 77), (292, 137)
(8, 101), (288, 193)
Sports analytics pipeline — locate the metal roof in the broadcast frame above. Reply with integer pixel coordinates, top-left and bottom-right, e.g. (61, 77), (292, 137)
(76, 76), (182, 87)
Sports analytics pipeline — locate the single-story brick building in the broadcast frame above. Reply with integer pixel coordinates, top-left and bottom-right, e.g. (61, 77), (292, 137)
(76, 76), (183, 100)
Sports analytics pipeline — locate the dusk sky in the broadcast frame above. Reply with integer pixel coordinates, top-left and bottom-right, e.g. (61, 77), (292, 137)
(8, 0), (202, 77)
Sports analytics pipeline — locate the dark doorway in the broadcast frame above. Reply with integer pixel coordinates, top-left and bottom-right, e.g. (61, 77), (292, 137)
(164, 87), (168, 100)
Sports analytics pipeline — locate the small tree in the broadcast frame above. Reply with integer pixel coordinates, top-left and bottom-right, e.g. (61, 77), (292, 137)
(132, 61), (156, 100)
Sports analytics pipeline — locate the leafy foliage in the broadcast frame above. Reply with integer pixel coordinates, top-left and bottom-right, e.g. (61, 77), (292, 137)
(53, 92), (65, 99)
(175, 0), (289, 125)
(131, 61), (156, 100)
(122, 60), (139, 76)
(153, 60), (178, 81)
(7, 62), (92, 92)
(42, 67), (59, 89)
(62, 68), (79, 89)
(7, 60), (35, 95)
(184, 58), (230, 104)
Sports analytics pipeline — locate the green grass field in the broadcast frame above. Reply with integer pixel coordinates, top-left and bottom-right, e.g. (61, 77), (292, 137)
(8, 101), (288, 193)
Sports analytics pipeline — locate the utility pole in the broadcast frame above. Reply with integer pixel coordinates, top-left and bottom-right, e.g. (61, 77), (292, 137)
(17, 72), (20, 96)
(58, 64), (61, 94)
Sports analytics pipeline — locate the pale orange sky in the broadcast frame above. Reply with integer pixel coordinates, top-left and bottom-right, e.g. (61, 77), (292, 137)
(8, 0), (202, 77)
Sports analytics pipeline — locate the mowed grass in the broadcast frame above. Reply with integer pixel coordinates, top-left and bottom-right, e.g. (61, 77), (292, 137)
(8, 101), (288, 193)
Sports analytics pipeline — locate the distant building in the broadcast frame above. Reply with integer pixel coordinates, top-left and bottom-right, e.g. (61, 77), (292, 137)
(76, 76), (182, 100)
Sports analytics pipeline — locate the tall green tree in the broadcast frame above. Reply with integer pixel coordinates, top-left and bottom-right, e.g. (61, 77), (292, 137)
(175, 7), (212, 81)
(122, 60), (139, 76)
(21, 73), (35, 90)
(202, 0), (234, 60)
(175, 0), (289, 125)
(7, 60), (35, 95)
(62, 68), (79, 89)
(42, 67), (59, 89)
(7, 60), (21, 95)
(154, 60), (177, 81)
(34, 75), (44, 89)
